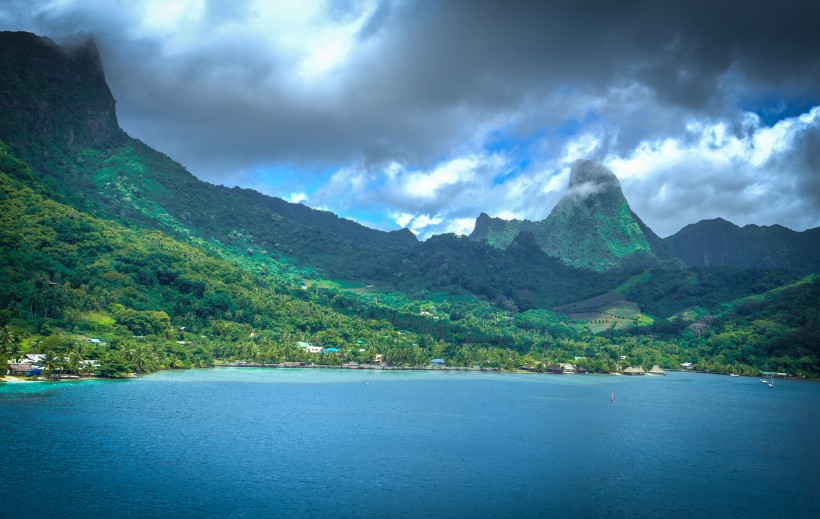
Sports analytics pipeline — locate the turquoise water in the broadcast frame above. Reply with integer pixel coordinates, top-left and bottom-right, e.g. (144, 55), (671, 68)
(2, 369), (819, 518)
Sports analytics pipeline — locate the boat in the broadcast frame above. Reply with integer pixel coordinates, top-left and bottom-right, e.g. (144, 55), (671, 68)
(769, 376), (774, 388)
(610, 391), (614, 403)
(760, 379), (769, 384)
(730, 373), (740, 377)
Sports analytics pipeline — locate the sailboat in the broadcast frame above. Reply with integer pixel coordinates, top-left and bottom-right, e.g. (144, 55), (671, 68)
(769, 375), (774, 388)
(610, 391), (615, 403)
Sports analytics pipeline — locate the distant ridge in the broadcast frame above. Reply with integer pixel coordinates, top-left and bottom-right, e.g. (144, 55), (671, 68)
(665, 218), (820, 276)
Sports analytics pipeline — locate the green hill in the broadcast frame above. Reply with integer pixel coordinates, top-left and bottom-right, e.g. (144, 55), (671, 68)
(1, 30), (819, 377)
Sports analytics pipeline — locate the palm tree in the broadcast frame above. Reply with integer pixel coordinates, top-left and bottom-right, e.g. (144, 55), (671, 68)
(64, 351), (81, 376)
(0, 325), (15, 357)
(42, 350), (61, 380)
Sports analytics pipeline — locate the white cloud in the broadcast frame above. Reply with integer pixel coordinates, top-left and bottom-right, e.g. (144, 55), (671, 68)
(138, 0), (205, 37)
(398, 156), (482, 199)
(287, 192), (307, 204)
(607, 106), (820, 236)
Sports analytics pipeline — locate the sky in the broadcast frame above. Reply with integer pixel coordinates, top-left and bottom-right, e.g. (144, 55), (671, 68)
(1, 0), (819, 238)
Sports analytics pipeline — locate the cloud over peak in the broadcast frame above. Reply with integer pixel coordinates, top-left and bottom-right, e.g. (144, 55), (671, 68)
(1, 0), (818, 239)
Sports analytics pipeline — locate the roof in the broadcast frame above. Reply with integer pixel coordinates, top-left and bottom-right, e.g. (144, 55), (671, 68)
(623, 366), (646, 374)
(431, 358), (445, 364)
(323, 347), (339, 353)
(297, 341), (312, 348)
(648, 365), (666, 374)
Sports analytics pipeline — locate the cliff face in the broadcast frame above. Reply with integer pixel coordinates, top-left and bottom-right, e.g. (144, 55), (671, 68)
(0, 31), (124, 154)
(0, 30), (417, 273)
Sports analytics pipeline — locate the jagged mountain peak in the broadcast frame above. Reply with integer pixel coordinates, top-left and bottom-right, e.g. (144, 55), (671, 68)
(470, 160), (661, 271)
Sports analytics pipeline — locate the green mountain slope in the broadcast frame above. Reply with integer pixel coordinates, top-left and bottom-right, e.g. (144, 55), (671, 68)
(0, 32), (416, 282)
(471, 160), (664, 271)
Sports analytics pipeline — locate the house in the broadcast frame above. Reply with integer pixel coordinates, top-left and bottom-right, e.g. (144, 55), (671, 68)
(547, 364), (565, 374)
(79, 360), (100, 375)
(8, 363), (30, 375)
(681, 362), (695, 370)
(559, 363), (576, 374)
(576, 366), (589, 374)
(23, 353), (45, 365)
(297, 341), (323, 353)
(373, 354), (384, 365)
(623, 366), (646, 375)
(431, 358), (446, 368)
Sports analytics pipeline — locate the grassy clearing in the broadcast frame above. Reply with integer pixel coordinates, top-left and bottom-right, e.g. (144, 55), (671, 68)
(553, 291), (646, 333)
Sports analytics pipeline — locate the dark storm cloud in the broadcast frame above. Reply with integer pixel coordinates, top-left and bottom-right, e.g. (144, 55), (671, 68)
(1, 0), (819, 236)
(5, 0), (819, 174)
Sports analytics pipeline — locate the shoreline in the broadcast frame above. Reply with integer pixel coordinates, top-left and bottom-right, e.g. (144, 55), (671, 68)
(3, 365), (813, 383)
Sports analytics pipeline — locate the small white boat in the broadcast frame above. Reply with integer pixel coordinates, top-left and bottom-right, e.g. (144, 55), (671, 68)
(730, 373), (740, 377)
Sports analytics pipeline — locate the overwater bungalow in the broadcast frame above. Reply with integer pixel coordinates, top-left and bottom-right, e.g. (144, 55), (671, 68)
(547, 364), (564, 374)
(647, 365), (666, 376)
(622, 366), (646, 376)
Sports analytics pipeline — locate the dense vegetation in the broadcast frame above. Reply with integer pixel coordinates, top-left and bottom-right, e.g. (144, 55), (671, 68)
(2, 139), (818, 378)
(1, 31), (819, 380)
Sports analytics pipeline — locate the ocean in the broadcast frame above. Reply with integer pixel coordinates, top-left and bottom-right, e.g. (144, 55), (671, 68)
(2, 368), (819, 518)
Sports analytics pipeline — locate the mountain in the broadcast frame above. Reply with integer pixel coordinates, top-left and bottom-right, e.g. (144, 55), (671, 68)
(664, 218), (820, 276)
(471, 160), (664, 271)
(0, 32), (416, 281)
(1, 30), (820, 377)
(0, 32), (124, 153)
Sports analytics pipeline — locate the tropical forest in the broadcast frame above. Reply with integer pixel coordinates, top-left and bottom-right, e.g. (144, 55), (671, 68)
(1, 31), (819, 380)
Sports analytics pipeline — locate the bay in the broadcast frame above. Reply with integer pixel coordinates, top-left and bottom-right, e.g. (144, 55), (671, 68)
(2, 369), (819, 518)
